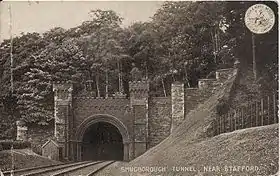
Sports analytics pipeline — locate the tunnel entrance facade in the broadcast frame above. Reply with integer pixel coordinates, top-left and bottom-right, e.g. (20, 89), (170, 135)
(53, 80), (152, 162)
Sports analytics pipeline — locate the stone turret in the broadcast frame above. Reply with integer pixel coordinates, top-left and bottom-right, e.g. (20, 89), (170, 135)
(16, 120), (28, 141)
(53, 81), (73, 160)
(129, 79), (149, 159)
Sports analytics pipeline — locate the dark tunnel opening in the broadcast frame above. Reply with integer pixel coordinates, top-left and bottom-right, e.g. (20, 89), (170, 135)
(81, 122), (123, 161)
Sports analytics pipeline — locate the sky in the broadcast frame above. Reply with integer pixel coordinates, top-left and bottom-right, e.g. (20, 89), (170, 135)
(0, 1), (163, 41)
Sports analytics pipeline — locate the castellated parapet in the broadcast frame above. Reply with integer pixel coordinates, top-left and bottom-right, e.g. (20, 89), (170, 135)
(53, 81), (73, 102)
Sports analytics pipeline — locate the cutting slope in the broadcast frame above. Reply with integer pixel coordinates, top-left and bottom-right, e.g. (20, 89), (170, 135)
(95, 68), (278, 176)
(96, 124), (278, 176)
(0, 149), (61, 171)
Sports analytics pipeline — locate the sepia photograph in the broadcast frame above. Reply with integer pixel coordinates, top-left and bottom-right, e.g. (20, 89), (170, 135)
(0, 1), (278, 175)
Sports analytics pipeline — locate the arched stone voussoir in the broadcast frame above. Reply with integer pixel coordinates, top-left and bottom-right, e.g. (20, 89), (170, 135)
(75, 114), (131, 144)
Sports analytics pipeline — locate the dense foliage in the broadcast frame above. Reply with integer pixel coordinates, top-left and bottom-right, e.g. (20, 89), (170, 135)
(0, 140), (31, 150)
(0, 2), (278, 129)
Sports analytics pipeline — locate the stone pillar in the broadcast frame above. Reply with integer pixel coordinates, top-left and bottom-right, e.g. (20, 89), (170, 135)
(16, 120), (28, 141)
(123, 142), (129, 161)
(129, 80), (149, 159)
(76, 141), (82, 161)
(128, 142), (134, 161)
(53, 81), (73, 160)
(171, 82), (184, 133)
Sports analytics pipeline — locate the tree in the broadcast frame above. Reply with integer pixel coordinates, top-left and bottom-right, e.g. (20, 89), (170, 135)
(83, 10), (127, 96)
(222, 1), (278, 92)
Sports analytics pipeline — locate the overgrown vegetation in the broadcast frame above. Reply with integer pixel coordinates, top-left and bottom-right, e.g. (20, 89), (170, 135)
(0, 2), (278, 137)
(0, 140), (31, 151)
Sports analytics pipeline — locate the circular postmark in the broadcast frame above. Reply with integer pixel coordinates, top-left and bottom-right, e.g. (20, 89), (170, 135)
(245, 4), (275, 34)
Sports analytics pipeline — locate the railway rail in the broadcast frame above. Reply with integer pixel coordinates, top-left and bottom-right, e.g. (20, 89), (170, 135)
(3, 160), (115, 176)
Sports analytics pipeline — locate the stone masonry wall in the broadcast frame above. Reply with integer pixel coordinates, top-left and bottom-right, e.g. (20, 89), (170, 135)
(148, 97), (171, 148)
(72, 97), (133, 137)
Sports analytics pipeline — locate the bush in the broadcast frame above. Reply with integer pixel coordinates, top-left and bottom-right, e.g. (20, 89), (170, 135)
(216, 99), (229, 116)
(31, 143), (42, 155)
(0, 140), (31, 150)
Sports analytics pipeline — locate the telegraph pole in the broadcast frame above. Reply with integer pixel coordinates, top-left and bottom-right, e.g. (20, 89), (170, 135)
(251, 33), (257, 81)
(245, 4), (275, 81)
(8, 5), (15, 176)
(8, 4), (14, 93)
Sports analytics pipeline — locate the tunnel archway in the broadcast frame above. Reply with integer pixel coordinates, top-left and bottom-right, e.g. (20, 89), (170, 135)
(76, 114), (130, 161)
(81, 122), (123, 161)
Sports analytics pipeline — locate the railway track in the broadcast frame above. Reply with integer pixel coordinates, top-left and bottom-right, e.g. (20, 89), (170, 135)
(3, 160), (115, 176)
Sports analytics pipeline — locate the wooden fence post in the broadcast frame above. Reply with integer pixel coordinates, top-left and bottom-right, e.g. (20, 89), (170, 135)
(222, 115), (224, 133)
(256, 101), (259, 126)
(273, 93), (277, 124)
(245, 105), (249, 128)
(218, 116), (221, 135)
(234, 110), (237, 131)
(237, 109), (240, 130)
(230, 111), (233, 132)
(223, 114), (226, 133)
(267, 95), (270, 125)
(261, 98), (264, 126)
(250, 103), (254, 127)
(241, 107), (244, 129)
(213, 119), (217, 136)
(228, 112), (231, 132)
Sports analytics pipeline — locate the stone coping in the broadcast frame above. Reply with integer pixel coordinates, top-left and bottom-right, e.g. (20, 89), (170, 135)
(150, 96), (171, 99)
(185, 88), (199, 90)
(198, 79), (217, 81)
(216, 68), (234, 72)
(73, 96), (129, 100)
(52, 80), (73, 84)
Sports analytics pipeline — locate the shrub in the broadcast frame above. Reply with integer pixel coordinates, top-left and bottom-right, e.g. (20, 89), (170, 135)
(216, 99), (229, 116)
(0, 140), (31, 150)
